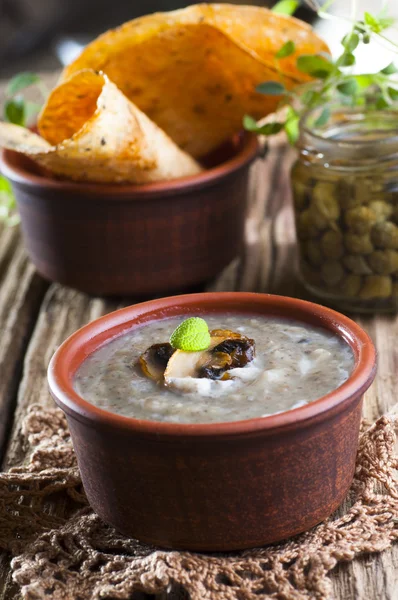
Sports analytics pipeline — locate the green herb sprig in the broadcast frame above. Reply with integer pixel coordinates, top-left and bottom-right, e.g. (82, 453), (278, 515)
(0, 72), (45, 225)
(245, 1), (398, 144)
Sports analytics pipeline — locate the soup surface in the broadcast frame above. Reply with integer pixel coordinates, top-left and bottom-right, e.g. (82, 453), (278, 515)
(74, 314), (354, 424)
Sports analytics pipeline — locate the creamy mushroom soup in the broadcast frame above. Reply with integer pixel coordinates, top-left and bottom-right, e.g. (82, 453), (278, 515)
(74, 314), (354, 424)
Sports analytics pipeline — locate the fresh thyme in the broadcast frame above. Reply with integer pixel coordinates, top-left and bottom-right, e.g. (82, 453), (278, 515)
(245, 1), (398, 144)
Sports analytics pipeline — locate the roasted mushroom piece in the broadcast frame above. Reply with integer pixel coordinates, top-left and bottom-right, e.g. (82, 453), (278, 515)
(164, 330), (255, 386)
(140, 329), (256, 387)
(139, 343), (175, 383)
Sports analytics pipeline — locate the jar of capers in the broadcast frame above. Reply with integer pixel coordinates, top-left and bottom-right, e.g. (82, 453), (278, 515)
(292, 106), (398, 313)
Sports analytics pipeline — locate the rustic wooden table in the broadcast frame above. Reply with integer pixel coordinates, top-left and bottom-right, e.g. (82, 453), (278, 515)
(0, 135), (397, 599)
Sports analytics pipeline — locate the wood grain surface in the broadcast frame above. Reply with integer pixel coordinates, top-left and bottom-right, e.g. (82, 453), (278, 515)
(0, 107), (397, 599)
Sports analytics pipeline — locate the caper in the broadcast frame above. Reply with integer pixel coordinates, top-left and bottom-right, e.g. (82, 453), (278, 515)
(343, 254), (372, 275)
(359, 275), (392, 299)
(305, 240), (323, 267)
(368, 250), (398, 275)
(292, 181), (309, 211)
(320, 229), (344, 259)
(368, 200), (393, 223)
(338, 179), (361, 209)
(371, 221), (398, 249)
(296, 208), (319, 240)
(345, 233), (374, 255)
(321, 260), (344, 286)
(340, 274), (362, 297)
(344, 206), (376, 234)
(353, 179), (372, 206)
(311, 182), (340, 222)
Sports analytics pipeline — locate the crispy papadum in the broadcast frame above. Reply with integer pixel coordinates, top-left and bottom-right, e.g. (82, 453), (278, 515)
(60, 3), (328, 157)
(0, 70), (202, 184)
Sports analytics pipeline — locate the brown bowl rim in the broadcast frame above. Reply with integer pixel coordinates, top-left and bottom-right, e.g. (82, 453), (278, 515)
(0, 133), (258, 198)
(48, 292), (377, 438)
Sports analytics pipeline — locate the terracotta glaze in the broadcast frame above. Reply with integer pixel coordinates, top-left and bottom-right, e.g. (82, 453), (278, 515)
(48, 292), (377, 551)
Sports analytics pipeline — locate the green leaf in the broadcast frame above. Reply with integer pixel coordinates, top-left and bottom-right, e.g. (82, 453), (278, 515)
(25, 101), (42, 124)
(314, 107), (331, 127)
(336, 53), (355, 67)
(271, 0), (299, 16)
(4, 97), (26, 126)
(259, 122), (284, 135)
(375, 96), (389, 110)
(296, 55), (334, 79)
(341, 32), (359, 52)
(276, 40), (296, 59)
(256, 81), (285, 95)
(0, 176), (12, 194)
(387, 87), (398, 101)
(378, 16), (395, 30)
(380, 62), (398, 75)
(336, 79), (358, 96)
(364, 12), (380, 31)
(6, 72), (40, 96)
(0, 175), (17, 226)
(243, 115), (284, 136)
(285, 108), (299, 145)
(243, 114), (260, 132)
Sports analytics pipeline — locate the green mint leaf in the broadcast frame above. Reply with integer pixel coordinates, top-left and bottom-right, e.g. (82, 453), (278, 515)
(296, 55), (334, 78)
(380, 62), (398, 75)
(4, 97), (26, 126)
(276, 40), (296, 59)
(6, 72), (40, 96)
(314, 107), (331, 127)
(336, 79), (358, 96)
(341, 32), (359, 52)
(170, 317), (211, 352)
(271, 0), (299, 16)
(256, 81), (285, 95)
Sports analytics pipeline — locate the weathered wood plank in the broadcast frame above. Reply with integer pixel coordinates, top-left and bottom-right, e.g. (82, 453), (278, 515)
(0, 227), (48, 459)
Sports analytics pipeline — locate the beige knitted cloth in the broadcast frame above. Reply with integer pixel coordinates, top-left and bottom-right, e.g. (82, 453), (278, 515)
(0, 405), (397, 600)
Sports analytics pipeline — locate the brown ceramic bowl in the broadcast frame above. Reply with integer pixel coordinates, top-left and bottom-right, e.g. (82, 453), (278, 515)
(48, 292), (376, 551)
(0, 134), (257, 296)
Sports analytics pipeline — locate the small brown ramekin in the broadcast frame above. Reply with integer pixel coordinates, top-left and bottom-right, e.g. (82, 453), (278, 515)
(48, 292), (377, 551)
(0, 134), (258, 296)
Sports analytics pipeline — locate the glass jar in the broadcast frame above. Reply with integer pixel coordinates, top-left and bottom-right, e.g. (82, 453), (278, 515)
(291, 106), (398, 313)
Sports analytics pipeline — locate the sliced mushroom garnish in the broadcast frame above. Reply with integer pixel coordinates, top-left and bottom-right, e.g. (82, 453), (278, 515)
(139, 329), (255, 388)
(139, 342), (175, 383)
(164, 330), (255, 385)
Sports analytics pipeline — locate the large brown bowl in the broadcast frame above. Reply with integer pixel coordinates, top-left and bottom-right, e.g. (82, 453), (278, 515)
(48, 292), (376, 551)
(0, 134), (257, 296)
